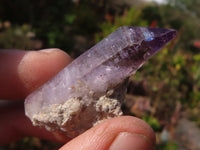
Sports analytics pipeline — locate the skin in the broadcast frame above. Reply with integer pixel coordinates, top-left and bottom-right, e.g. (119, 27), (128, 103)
(0, 49), (156, 150)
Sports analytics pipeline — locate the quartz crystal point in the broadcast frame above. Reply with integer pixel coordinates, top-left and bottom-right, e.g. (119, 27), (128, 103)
(25, 26), (177, 137)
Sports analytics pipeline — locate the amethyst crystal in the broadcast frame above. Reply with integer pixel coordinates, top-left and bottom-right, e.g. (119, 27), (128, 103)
(25, 26), (176, 137)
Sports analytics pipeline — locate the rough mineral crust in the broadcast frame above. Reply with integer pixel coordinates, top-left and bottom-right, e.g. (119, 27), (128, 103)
(25, 26), (177, 138)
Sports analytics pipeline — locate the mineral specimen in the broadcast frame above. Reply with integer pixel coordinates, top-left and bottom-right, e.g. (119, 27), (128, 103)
(25, 26), (177, 138)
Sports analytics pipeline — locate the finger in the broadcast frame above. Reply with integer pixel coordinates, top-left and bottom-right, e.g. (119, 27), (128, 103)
(0, 49), (72, 100)
(0, 48), (72, 144)
(0, 100), (70, 145)
(60, 116), (156, 150)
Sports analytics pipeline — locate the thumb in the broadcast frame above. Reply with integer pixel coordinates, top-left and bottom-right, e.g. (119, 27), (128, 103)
(60, 116), (156, 150)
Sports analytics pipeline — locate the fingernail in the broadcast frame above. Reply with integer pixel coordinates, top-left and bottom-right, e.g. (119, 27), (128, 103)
(109, 132), (155, 150)
(39, 48), (59, 53)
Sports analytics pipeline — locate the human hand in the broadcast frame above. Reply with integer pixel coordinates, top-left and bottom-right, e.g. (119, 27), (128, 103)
(0, 49), (156, 150)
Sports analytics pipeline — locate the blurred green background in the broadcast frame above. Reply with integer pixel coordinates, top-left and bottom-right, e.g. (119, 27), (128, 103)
(0, 0), (200, 149)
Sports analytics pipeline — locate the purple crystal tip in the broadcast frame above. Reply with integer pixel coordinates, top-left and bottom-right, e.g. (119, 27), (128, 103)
(126, 26), (177, 60)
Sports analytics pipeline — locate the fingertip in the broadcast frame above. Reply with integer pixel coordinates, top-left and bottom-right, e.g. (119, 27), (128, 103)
(18, 48), (72, 96)
(60, 116), (156, 150)
(93, 116), (156, 146)
(0, 49), (72, 99)
(38, 48), (72, 64)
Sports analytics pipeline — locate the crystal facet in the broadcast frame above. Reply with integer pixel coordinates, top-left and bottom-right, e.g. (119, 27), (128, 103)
(25, 26), (177, 137)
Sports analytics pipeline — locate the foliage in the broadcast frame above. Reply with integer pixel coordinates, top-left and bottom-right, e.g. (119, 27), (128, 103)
(95, 7), (148, 42)
(95, 2), (200, 119)
(157, 142), (178, 150)
(0, 0), (106, 52)
(0, 21), (35, 49)
(160, 0), (200, 49)
(142, 116), (160, 131)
